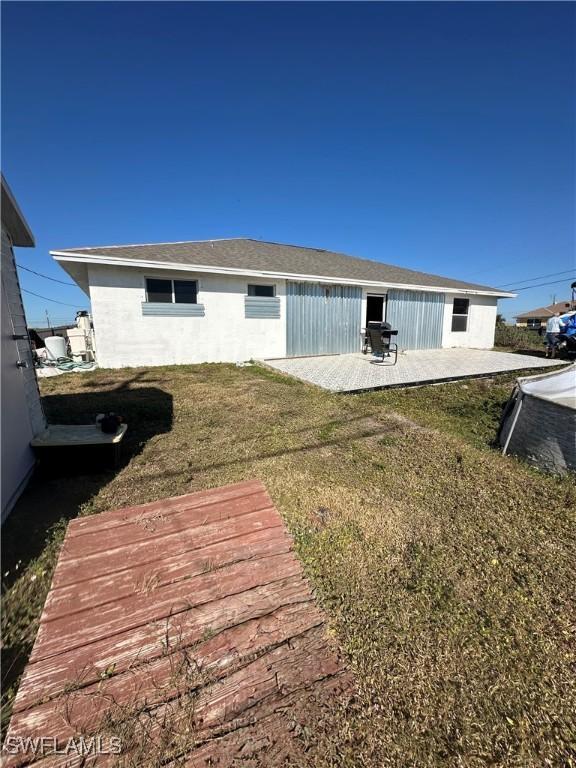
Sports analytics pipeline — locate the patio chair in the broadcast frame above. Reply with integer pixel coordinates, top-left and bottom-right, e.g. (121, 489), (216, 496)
(365, 321), (398, 365)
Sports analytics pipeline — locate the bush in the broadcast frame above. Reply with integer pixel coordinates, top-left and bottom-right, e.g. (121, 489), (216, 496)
(494, 324), (544, 351)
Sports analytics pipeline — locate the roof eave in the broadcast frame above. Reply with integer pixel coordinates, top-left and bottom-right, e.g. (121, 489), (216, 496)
(1, 175), (35, 247)
(50, 251), (516, 298)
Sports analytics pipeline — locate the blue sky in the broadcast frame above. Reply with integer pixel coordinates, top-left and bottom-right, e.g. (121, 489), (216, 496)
(2, 1), (574, 326)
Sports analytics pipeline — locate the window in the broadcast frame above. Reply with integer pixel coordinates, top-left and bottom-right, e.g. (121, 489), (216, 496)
(526, 318), (542, 330)
(174, 280), (198, 304)
(451, 298), (469, 332)
(146, 278), (172, 303)
(146, 278), (198, 304)
(248, 284), (275, 297)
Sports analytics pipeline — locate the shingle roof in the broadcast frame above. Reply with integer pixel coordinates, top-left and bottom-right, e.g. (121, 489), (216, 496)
(54, 238), (507, 294)
(515, 300), (575, 319)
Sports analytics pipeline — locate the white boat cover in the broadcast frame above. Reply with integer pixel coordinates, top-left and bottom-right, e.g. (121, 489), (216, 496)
(499, 364), (576, 474)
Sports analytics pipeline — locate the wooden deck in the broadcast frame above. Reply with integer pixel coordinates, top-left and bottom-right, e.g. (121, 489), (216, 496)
(3, 480), (352, 767)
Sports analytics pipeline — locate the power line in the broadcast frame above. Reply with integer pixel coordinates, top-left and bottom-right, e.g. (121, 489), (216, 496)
(508, 278), (575, 292)
(16, 263), (76, 286)
(22, 289), (85, 307)
(497, 270), (574, 288)
(28, 318), (75, 324)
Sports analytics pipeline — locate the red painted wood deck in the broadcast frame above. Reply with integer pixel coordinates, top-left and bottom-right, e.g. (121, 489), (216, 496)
(2, 480), (352, 767)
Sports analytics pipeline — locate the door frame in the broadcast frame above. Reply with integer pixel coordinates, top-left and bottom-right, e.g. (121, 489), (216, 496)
(365, 293), (387, 326)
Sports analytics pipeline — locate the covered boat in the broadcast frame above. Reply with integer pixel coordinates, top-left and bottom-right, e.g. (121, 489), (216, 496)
(499, 364), (576, 474)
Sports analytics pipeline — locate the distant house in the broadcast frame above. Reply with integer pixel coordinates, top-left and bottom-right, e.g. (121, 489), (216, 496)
(1, 176), (46, 521)
(52, 239), (514, 368)
(515, 300), (576, 330)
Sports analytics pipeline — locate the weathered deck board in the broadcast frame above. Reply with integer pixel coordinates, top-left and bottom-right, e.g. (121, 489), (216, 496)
(3, 481), (352, 767)
(66, 480), (264, 537)
(43, 526), (292, 622)
(15, 576), (311, 714)
(53, 504), (280, 588)
(59, 485), (274, 558)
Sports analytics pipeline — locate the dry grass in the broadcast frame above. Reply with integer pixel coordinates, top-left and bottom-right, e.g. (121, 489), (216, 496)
(2, 363), (575, 766)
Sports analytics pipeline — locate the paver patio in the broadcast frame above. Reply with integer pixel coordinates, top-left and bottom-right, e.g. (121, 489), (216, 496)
(263, 348), (565, 393)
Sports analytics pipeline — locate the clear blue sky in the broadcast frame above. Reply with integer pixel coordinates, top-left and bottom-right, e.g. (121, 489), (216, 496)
(2, 1), (574, 326)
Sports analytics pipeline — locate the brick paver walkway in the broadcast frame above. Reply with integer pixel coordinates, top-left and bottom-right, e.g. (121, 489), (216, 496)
(264, 349), (564, 392)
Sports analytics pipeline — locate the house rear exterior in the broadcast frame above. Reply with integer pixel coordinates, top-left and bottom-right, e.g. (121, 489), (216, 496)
(52, 239), (514, 369)
(1, 176), (46, 521)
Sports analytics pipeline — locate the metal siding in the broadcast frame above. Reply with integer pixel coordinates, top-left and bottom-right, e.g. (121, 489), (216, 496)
(286, 282), (362, 356)
(244, 296), (281, 319)
(142, 302), (205, 317)
(1, 229), (46, 437)
(386, 289), (445, 350)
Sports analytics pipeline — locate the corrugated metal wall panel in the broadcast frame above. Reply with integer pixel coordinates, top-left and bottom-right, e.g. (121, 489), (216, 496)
(386, 289), (445, 350)
(244, 296), (281, 319)
(286, 282), (362, 356)
(141, 302), (205, 317)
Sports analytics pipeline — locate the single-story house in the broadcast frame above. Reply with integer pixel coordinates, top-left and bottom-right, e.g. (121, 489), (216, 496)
(1, 176), (46, 521)
(52, 239), (515, 368)
(515, 300), (576, 330)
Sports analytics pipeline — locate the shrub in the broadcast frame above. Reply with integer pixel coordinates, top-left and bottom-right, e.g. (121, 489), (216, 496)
(494, 324), (544, 351)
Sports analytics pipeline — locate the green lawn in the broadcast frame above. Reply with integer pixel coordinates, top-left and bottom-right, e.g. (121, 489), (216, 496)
(2, 364), (574, 766)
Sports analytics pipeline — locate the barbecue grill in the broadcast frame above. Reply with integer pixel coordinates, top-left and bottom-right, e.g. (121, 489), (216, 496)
(362, 321), (398, 365)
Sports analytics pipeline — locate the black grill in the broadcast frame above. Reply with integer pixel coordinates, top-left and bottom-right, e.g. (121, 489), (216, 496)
(363, 321), (398, 364)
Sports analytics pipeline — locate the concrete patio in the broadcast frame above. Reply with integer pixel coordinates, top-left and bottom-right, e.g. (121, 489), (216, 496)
(263, 349), (565, 393)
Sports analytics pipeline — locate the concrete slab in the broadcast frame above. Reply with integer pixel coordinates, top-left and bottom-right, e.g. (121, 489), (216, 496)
(263, 349), (566, 393)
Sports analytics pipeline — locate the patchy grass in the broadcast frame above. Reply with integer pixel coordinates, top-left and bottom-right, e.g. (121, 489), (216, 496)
(361, 373), (523, 449)
(2, 363), (575, 766)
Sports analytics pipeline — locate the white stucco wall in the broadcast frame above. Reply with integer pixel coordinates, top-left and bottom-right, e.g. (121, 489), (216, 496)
(88, 265), (287, 368)
(441, 293), (498, 349)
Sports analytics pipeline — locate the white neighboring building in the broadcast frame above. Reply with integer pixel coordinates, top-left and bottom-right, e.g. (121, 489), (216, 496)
(52, 239), (514, 369)
(1, 176), (46, 521)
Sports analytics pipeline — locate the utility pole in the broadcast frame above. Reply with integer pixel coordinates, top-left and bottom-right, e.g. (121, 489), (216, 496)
(45, 309), (52, 334)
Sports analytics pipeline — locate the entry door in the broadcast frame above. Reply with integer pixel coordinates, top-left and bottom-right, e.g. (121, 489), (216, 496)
(365, 294), (386, 325)
(386, 289), (445, 350)
(286, 282), (362, 356)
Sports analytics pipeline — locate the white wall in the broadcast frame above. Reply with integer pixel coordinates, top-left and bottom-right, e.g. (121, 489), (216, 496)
(1, 228), (45, 521)
(441, 293), (498, 349)
(88, 265), (287, 368)
(87, 266), (500, 367)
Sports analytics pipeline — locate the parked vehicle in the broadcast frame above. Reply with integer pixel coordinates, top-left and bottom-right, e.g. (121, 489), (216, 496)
(556, 310), (576, 358)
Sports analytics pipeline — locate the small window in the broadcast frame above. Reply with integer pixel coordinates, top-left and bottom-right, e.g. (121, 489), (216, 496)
(145, 278), (198, 304)
(248, 284), (275, 297)
(146, 278), (172, 303)
(451, 298), (469, 332)
(526, 318), (541, 330)
(174, 280), (198, 304)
